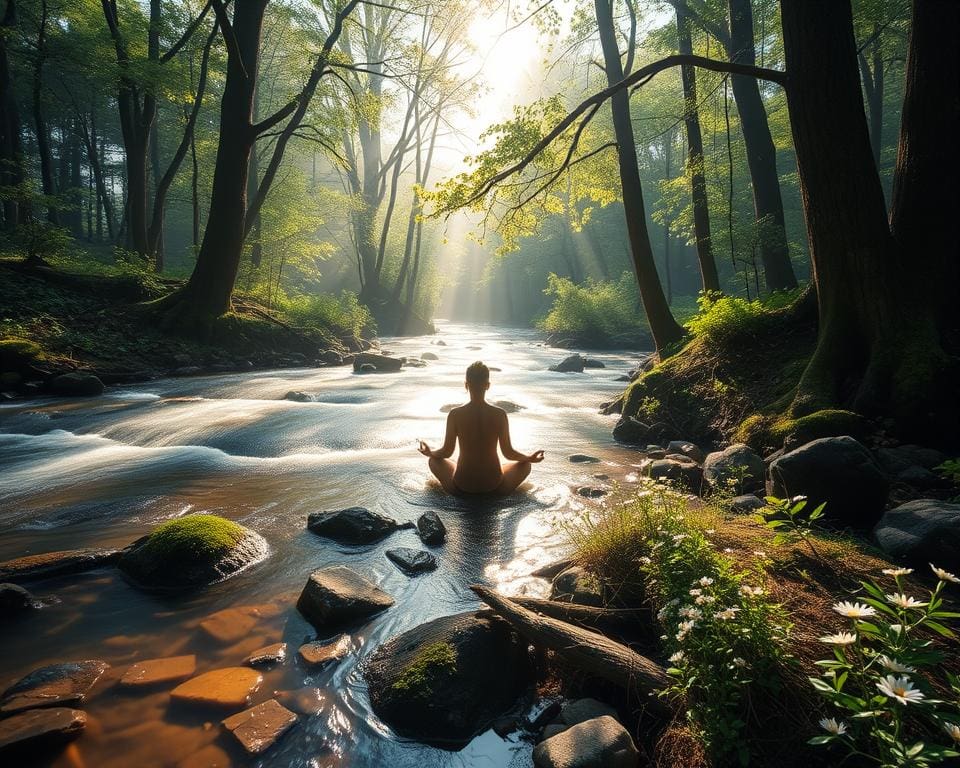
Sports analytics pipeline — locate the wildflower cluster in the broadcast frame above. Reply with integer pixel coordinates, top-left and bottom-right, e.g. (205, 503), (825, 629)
(643, 510), (791, 765)
(810, 564), (960, 766)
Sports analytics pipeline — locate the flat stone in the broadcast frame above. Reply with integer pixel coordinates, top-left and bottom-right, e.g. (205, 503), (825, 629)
(298, 634), (352, 667)
(274, 687), (327, 716)
(0, 707), (86, 753)
(568, 454), (600, 464)
(416, 510), (446, 545)
(178, 744), (232, 768)
(120, 655), (196, 687)
(170, 668), (262, 710)
(534, 715), (639, 768)
(199, 604), (281, 645)
(386, 547), (438, 575)
(296, 566), (394, 630)
(307, 507), (399, 544)
(1, 660), (109, 714)
(0, 548), (122, 584)
(222, 699), (297, 755)
(245, 643), (287, 667)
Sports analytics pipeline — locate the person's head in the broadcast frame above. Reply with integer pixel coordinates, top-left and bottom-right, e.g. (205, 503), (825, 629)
(465, 361), (490, 397)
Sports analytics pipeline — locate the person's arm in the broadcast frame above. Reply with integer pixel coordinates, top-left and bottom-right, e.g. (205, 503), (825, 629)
(498, 411), (545, 463)
(424, 412), (457, 459)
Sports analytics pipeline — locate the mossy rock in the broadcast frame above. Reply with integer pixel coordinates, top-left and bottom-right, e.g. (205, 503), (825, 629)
(735, 409), (873, 452)
(119, 515), (268, 592)
(0, 338), (43, 372)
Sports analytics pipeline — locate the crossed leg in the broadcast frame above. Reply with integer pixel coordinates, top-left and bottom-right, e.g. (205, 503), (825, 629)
(428, 457), (459, 494)
(494, 461), (531, 495)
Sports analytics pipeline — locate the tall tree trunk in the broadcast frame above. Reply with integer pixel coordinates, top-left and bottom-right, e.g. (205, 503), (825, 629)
(68, 121), (83, 234)
(663, 134), (673, 305)
(858, 23), (885, 170)
(780, 0), (957, 441)
(726, 0), (796, 292)
(32, 0), (57, 225)
(676, 6), (720, 293)
(0, 0), (25, 229)
(595, 0), (683, 354)
(246, 78), (262, 268)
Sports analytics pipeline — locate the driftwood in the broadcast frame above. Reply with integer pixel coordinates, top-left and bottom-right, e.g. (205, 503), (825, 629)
(508, 595), (650, 633)
(471, 586), (676, 717)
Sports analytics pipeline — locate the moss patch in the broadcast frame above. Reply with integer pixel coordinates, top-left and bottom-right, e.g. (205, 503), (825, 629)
(390, 642), (458, 700)
(140, 514), (248, 566)
(0, 337), (43, 370)
(734, 408), (872, 452)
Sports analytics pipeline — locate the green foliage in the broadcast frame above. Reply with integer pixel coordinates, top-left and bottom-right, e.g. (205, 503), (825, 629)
(537, 271), (649, 344)
(390, 642), (458, 700)
(809, 566), (960, 766)
(141, 514), (247, 565)
(685, 290), (799, 345)
(0, 337), (43, 370)
(935, 460), (960, 484)
(755, 495), (826, 559)
(283, 291), (374, 339)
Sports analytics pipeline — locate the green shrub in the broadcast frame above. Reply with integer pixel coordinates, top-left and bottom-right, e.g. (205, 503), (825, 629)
(0, 337), (43, 369)
(283, 291), (375, 339)
(537, 272), (650, 343)
(686, 289), (801, 346)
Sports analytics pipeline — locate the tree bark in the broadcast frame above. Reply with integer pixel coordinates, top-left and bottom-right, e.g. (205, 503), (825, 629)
(595, 0), (684, 354)
(0, 0), (26, 228)
(858, 23), (885, 170)
(32, 0), (57, 225)
(676, 6), (720, 293)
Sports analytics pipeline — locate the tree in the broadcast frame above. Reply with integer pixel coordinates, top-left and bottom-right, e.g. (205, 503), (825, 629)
(0, 0), (27, 229)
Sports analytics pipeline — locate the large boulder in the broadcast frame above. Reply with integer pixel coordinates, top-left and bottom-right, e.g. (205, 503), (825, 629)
(49, 372), (104, 397)
(703, 444), (765, 493)
(307, 507), (399, 544)
(118, 514), (268, 592)
(534, 715), (639, 768)
(352, 353), (403, 374)
(612, 416), (651, 445)
(645, 458), (703, 493)
(296, 566), (393, 630)
(769, 436), (889, 528)
(667, 440), (705, 464)
(873, 500), (960, 571)
(365, 612), (533, 746)
(1, 661), (109, 715)
(0, 548), (122, 584)
(550, 355), (586, 373)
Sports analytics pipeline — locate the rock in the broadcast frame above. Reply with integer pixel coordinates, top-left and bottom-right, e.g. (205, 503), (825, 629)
(434, 339), (447, 346)
(542, 723), (567, 741)
(550, 354), (585, 373)
(576, 486), (608, 499)
(593, 473), (609, 481)
(358, 363), (377, 373)
(222, 699), (297, 755)
(298, 634), (352, 667)
(404, 358), (427, 368)
(612, 416), (648, 444)
(365, 612), (533, 746)
(531, 558), (575, 579)
(120, 655), (196, 687)
(118, 515), (268, 592)
(614, 375), (631, 382)
(0, 707), (86, 754)
(558, 698), (619, 728)
(769, 436), (889, 528)
(492, 716), (519, 737)
(645, 459), (703, 493)
(199, 604), (281, 645)
(876, 445), (947, 486)
(245, 643), (287, 667)
(172, 365), (204, 376)
(283, 391), (312, 402)
(416, 511), (446, 545)
(531, 701), (564, 730)
(533, 715), (638, 768)
(550, 567), (603, 607)
(667, 440), (705, 463)
(494, 400), (524, 413)
(307, 506), (398, 544)
(49, 372), (104, 397)
(896, 465), (939, 488)
(274, 687), (326, 716)
(873, 500), (960, 571)
(386, 547), (438, 575)
(703, 443), (766, 492)
(439, 403), (461, 413)
(582, 359), (606, 369)
(170, 668), (262, 710)
(296, 566), (394, 630)
(318, 350), (343, 365)
(352, 352), (403, 374)
(0, 661), (109, 715)
(568, 454), (600, 464)
(0, 583), (36, 616)
(421, 352), (439, 360)
(0, 548), (122, 584)
(730, 494), (766, 513)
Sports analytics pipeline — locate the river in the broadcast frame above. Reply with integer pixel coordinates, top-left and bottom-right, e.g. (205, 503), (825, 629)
(0, 321), (648, 768)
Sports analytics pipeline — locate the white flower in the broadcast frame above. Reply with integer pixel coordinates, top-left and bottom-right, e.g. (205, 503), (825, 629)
(639, 556), (652, 565)
(688, 588), (702, 596)
(714, 607), (740, 621)
(944, 723), (960, 743)
(723, 547), (734, 554)
(876, 675), (925, 705)
(732, 657), (748, 668)
(819, 717), (848, 736)
(931, 563), (960, 584)
(679, 607), (702, 620)
(882, 567), (913, 577)
(698, 577), (714, 587)
(705, 529), (715, 535)
(740, 585), (764, 597)
(832, 601), (877, 618)
(792, 495), (808, 503)
(885, 593), (928, 610)
(672, 533), (689, 543)
(668, 651), (685, 664)
(819, 632), (857, 645)
(676, 619), (697, 640)
(753, 550), (767, 558)
(878, 655), (916, 674)
(656, 607), (669, 621)
(695, 595), (716, 605)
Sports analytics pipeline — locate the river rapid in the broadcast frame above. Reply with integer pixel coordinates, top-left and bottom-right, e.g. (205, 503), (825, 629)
(0, 322), (649, 768)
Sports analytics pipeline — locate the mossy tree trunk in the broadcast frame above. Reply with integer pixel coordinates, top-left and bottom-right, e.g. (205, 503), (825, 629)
(781, 0), (958, 442)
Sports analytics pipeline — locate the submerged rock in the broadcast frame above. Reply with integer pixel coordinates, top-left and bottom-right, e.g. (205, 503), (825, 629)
(416, 511), (447, 545)
(283, 391), (312, 402)
(199, 603), (281, 644)
(49, 372), (104, 397)
(0, 583), (37, 617)
(170, 668), (263, 710)
(365, 612), (533, 746)
(352, 352), (403, 374)
(421, 352), (439, 360)
(612, 416), (648, 444)
(494, 400), (524, 413)
(0, 661), (109, 715)
(703, 444), (765, 493)
(550, 354), (585, 373)
(119, 514), (268, 592)
(0, 548), (122, 584)
(222, 699), (297, 755)
(386, 547), (438, 575)
(568, 454), (600, 464)
(298, 634), (352, 667)
(296, 566), (394, 630)
(576, 486), (608, 499)
(245, 643), (288, 667)
(534, 715), (638, 768)
(0, 707), (86, 754)
(582, 359), (606, 369)
(307, 507), (399, 544)
(873, 500), (960, 571)
(120, 655), (196, 688)
(550, 567), (603, 607)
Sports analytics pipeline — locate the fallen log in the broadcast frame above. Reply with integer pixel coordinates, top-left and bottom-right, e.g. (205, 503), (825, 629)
(471, 585), (676, 718)
(508, 595), (650, 633)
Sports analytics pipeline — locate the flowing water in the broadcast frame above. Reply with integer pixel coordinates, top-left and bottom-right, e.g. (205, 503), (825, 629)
(0, 322), (649, 768)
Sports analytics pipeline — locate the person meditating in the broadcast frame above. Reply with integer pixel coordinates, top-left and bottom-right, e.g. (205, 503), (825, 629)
(418, 361), (544, 495)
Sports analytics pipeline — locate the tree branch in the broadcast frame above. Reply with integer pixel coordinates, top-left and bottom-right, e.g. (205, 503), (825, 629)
(160, 0), (213, 63)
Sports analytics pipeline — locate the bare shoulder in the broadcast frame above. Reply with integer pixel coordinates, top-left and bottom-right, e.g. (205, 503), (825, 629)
(486, 403), (508, 420)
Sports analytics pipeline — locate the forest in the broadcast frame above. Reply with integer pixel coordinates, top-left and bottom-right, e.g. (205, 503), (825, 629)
(0, 1), (958, 767)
